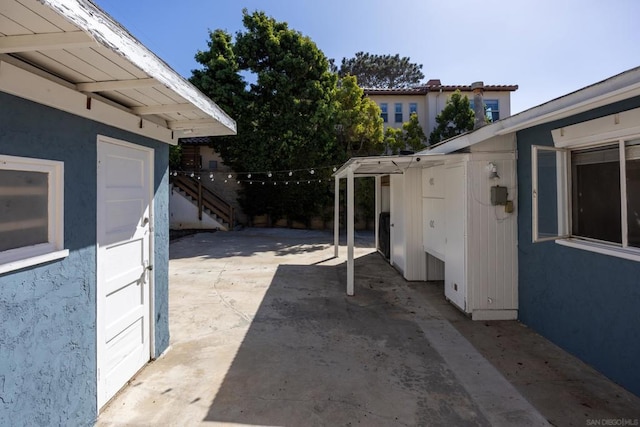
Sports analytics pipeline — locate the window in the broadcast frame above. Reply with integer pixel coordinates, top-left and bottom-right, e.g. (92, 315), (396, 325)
(532, 136), (640, 259)
(380, 103), (388, 123)
(0, 155), (67, 274)
(395, 103), (403, 123)
(485, 100), (499, 122)
(409, 103), (418, 116)
(469, 99), (500, 122)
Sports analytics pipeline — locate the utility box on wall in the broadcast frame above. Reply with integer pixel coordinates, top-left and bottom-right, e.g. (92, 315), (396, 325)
(491, 185), (508, 205)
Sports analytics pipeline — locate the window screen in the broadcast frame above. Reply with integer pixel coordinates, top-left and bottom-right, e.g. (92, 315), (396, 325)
(571, 145), (621, 244)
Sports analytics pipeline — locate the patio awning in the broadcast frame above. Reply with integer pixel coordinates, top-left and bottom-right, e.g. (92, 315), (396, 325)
(0, 0), (236, 144)
(332, 153), (457, 295)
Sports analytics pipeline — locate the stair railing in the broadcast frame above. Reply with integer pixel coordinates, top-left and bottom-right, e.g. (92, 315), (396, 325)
(171, 175), (235, 228)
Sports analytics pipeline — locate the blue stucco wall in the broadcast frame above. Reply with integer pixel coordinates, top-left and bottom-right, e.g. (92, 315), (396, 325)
(0, 92), (170, 426)
(517, 96), (640, 397)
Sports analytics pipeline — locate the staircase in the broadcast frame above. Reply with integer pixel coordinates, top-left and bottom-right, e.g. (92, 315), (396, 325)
(171, 175), (235, 230)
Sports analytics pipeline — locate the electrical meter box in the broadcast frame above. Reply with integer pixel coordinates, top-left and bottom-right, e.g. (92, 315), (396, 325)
(491, 185), (508, 206)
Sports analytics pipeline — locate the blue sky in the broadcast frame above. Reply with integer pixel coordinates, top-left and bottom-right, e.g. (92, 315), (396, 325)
(95, 0), (640, 114)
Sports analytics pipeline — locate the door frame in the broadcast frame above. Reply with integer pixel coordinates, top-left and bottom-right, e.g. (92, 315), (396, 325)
(95, 135), (156, 411)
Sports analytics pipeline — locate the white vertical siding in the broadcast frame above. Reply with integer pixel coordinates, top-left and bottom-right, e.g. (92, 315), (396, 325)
(404, 168), (426, 280)
(466, 156), (518, 312)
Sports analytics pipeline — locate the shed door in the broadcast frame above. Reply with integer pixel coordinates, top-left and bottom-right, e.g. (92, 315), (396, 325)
(96, 137), (153, 409)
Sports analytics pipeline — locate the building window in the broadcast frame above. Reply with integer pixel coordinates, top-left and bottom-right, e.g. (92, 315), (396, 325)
(469, 99), (500, 122)
(0, 155), (67, 274)
(409, 103), (418, 116)
(380, 103), (388, 123)
(395, 103), (403, 123)
(485, 100), (499, 122)
(532, 138), (640, 257)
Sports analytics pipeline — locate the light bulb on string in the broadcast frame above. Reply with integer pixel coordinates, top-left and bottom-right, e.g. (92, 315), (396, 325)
(333, 167), (337, 172)
(227, 174), (232, 179)
(247, 173), (252, 179)
(250, 181), (253, 185)
(307, 181), (310, 184)
(267, 171), (272, 178)
(310, 169), (315, 175)
(197, 176), (201, 180)
(288, 171), (293, 176)
(209, 172), (214, 179)
(285, 181), (289, 185)
(237, 180), (240, 184)
(274, 182), (277, 186)
(297, 181), (300, 185)
(190, 172), (194, 178)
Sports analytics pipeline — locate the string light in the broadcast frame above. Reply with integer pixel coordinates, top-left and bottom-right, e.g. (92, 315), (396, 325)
(169, 164), (341, 188)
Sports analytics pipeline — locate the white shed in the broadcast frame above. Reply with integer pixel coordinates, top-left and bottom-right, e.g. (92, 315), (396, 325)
(334, 133), (518, 320)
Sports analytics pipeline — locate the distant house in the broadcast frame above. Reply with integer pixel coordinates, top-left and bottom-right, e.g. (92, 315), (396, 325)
(0, 1), (235, 425)
(335, 67), (640, 397)
(364, 79), (518, 135)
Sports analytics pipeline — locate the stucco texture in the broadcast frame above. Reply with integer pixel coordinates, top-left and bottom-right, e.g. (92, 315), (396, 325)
(0, 92), (169, 426)
(517, 96), (640, 397)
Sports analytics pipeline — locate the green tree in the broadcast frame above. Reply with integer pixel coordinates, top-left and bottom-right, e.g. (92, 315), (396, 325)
(192, 10), (339, 223)
(334, 75), (385, 157)
(338, 52), (424, 88)
(402, 112), (427, 152)
(428, 90), (474, 145)
(190, 29), (245, 117)
(382, 113), (427, 154)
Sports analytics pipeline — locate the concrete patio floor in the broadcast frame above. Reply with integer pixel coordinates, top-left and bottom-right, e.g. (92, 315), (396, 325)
(97, 228), (640, 426)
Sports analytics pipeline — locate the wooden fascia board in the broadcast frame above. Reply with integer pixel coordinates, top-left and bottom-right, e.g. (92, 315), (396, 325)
(76, 78), (158, 92)
(0, 31), (96, 54)
(0, 59), (175, 144)
(41, 0), (237, 135)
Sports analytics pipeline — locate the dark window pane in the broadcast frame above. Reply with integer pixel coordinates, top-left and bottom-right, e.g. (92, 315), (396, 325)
(571, 145), (621, 244)
(0, 169), (49, 252)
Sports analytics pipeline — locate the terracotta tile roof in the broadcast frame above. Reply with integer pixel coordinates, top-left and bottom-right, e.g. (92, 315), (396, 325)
(363, 81), (518, 95)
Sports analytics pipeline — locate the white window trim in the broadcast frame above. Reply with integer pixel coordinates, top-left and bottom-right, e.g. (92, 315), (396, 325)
(0, 155), (67, 274)
(532, 106), (640, 262)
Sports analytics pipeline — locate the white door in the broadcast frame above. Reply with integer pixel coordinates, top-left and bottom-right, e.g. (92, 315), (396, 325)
(445, 164), (466, 311)
(390, 174), (405, 273)
(96, 137), (153, 409)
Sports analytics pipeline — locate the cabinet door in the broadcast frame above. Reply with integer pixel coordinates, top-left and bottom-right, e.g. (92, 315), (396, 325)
(422, 166), (444, 198)
(444, 164), (467, 312)
(423, 198), (445, 260)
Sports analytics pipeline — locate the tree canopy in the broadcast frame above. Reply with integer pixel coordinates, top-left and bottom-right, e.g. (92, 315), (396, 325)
(428, 90), (474, 146)
(190, 11), (384, 223)
(383, 113), (427, 154)
(338, 52), (424, 88)
(334, 75), (385, 157)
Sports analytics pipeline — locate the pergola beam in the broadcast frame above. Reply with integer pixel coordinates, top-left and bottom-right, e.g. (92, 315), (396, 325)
(0, 31), (95, 53)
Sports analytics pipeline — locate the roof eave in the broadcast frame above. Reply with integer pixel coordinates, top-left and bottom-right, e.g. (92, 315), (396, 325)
(42, 0), (236, 137)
